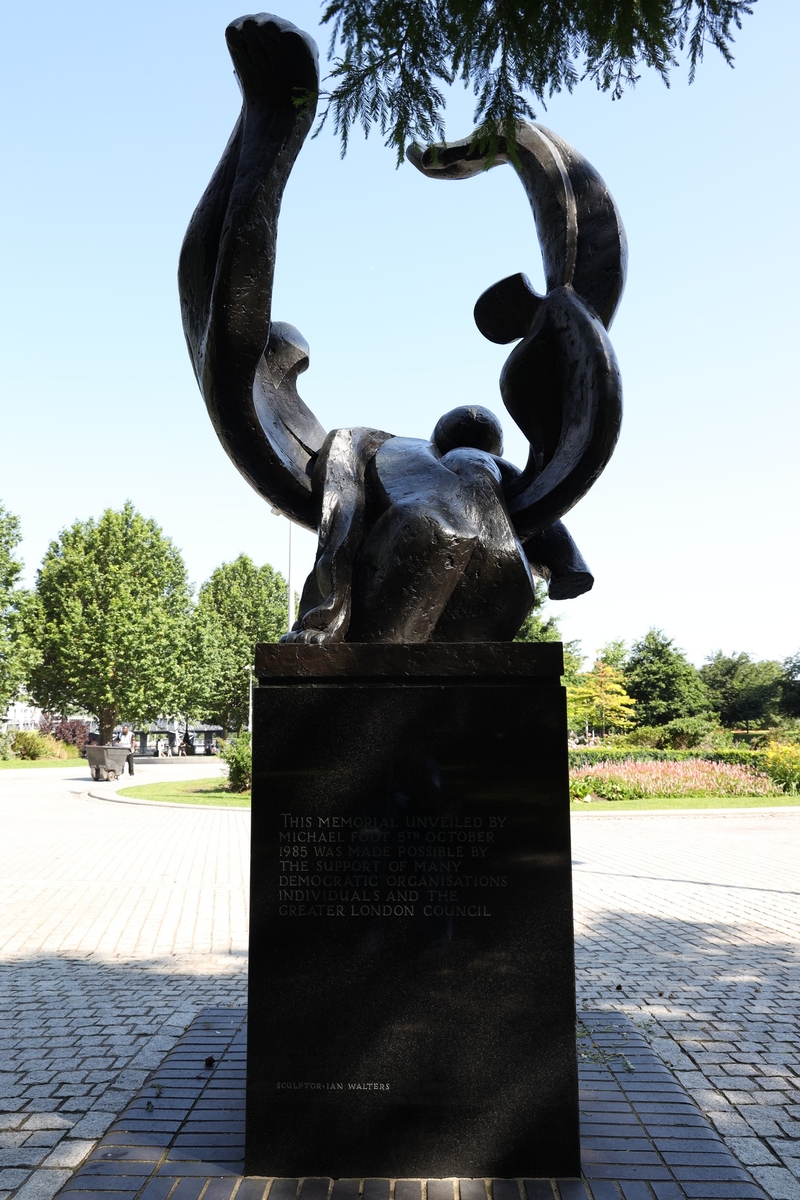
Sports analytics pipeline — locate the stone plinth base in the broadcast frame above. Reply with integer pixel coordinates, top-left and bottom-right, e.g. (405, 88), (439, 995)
(246, 643), (579, 1180)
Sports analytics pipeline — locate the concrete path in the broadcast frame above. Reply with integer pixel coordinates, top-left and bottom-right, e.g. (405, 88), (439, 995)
(0, 770), (797, 1200)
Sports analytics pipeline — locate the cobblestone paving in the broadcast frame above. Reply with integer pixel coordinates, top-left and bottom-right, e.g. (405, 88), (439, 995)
(1, 769), (798, 1200)
(0, 765), (248, 1200)
(572, 809), (800, 1199)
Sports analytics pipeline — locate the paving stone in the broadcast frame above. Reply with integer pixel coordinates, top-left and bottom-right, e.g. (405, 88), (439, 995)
(748, 1166), (800, 1199)
(0, 1176), (30, 1191)
(0, 1152), (48, 1170)
(13, 1173), (73, 1200)
(727, 1138), (781, 1166)
(64, 1119), (114, 1143)
(40, 1145), (94, 1170)
(3, 773), (798, 1200)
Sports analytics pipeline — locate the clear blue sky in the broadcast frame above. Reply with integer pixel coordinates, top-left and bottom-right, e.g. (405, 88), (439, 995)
(1, 1), (797, 667)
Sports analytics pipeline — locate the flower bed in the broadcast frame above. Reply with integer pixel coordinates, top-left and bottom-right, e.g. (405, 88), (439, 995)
(570, 757), (779, 802)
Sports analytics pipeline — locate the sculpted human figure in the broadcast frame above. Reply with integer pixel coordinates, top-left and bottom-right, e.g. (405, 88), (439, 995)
(179, 14), (626, 644)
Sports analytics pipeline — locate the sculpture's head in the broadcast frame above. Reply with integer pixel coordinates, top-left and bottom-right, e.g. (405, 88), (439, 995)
(432, 406), (503, 458)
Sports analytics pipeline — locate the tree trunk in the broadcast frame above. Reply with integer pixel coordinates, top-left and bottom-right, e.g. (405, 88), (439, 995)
(99, 707), (117, 745)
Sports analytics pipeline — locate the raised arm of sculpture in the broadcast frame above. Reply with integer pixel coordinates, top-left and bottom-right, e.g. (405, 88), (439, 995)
(178, 14), (325, 530)
(179, 13), (627, 643)
(407, 124), (626, 541)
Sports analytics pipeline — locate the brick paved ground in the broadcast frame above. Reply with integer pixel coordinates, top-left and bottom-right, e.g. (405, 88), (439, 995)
(0, 764), (248, 1200)
(0, 769), (797, 1199)
(572, 810), (800, 1199)
(55, 1007), (770, 1199)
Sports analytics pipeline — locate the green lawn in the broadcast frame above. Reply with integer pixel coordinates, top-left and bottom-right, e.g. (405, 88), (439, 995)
(570, 793), (799, 813)
(0, 757), (83, 769)
(117, 777), (250, 807)
(116, 781), (793, 813)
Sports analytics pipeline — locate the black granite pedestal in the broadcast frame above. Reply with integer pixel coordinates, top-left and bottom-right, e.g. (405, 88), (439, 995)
(247, 643), (579, 1181)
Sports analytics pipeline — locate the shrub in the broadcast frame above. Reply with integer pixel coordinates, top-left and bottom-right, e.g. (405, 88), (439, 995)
(568, 746), (765, 770)
(12, 730), (75, 760)
(220, 732), (252, 793)
(12, 730), (49, 759)
(763, 743), (800, 793)
(570, 758), (778, 801)
(752, 722), (800, 749)
(0, 730), (17, 760)
(52, 720), (89, 748)
(611, 717), (730, 751)
(570, 772), (644, 802)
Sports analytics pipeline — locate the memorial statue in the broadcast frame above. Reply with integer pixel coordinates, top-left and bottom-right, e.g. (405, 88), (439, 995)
(179, 13), (627, 644)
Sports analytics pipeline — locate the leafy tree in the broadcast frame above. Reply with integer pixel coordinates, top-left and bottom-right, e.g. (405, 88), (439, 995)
(598, 638), (628, 672)
(319, 0), (756, 161)
(0, 503), (39, 713)
(780, 653), (800, 719)
(189, 555), (287, 734)
(568, 659), (636, 737)
(514, 581), (561, 644)
(514, 580), (583, 681)
(700, 651), (782, 730)
(624, 628), (711, 726)
(29, 503), (191, 744)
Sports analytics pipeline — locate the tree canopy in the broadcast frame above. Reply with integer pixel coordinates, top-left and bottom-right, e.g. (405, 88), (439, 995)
(623, 627), (711, 726)
(514, 580), (583, 679)
(28, 503), (191, 743)
(0, 503), (38, 713)
(780, 652), (800, 719)
(188, 555), (288, 734)
(568, 657), (636, 736)
(319, 0), (757, 160)
(700, 650), (782, 729)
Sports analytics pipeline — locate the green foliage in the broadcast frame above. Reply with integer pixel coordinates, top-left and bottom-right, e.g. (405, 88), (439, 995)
(514, 581), (582, 687)
(570, 772), (642, 802)
(780, 653), (800, 718)
(0, 502), (39, 713)
(0, 729), (17, 760)
(624, 628), (711, 726)
(598, 639), (628, 672)
(763, 743), (800, 793)
(568, 746), (763, 769)
(28, 503), (192, 744)
(10, 729), (77, 760)
(514, 582), (562, 643)
(613, 715), (725, 750)
(220, 732), (252, 793)
(11, 730), (48, 760)
(187, 555), (287, 733)
(568, 659), (636, 736)
(751, 720), (800, 749)
(700, 651), (782, 729)
(319, 0), (756, 162)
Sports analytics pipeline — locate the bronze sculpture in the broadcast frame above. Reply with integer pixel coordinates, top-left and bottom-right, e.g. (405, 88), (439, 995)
(179, 13), (626, 644)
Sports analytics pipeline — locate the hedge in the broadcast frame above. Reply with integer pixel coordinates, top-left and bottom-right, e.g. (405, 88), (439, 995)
(568, 747), (765, 770)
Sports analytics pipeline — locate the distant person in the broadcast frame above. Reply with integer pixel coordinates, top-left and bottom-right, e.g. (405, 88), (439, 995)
(114, 724), (135, 776)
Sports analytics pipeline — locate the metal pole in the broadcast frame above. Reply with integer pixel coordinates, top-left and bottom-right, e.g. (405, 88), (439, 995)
(248, 667), (253, 734)
(287, 519), (295, 634)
